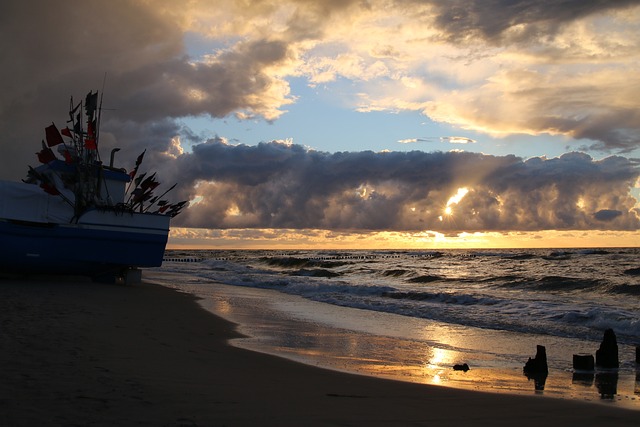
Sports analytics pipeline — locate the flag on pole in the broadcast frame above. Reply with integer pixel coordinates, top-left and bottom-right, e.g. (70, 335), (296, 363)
(85, 91), (98, 116)
(129, 150), (146, 179)
(37, 140), (56, 163)
(84, 119), (97, 150)
(45, 123), (65, 147)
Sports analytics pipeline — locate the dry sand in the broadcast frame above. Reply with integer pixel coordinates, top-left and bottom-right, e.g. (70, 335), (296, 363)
(1, 276), (638, 426)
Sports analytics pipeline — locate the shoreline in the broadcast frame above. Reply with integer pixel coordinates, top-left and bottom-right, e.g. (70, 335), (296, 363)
(1, 275), (639, 426)
(149, 271), (640, 409)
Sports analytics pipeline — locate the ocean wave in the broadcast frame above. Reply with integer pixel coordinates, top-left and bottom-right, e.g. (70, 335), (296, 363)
(465, 251), (536, 259)
(609, 284), (640, 295)
(499, 276), (604, 292)
(623, 267), (640, 276)
(260, 256), (348, 269)
(407, 275), (446, 283)
(550, 308), (640, 342)
(382, 269), (413, 277)
(381, 290), (500, 306)
(159, 248), (640, 344)
(290, 268), (342, 278)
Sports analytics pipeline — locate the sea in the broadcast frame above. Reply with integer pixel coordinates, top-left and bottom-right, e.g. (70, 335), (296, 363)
(148, 247), (640, 408)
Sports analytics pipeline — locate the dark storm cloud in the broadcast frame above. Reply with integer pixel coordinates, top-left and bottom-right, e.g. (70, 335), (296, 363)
(169, 140), (640, 232)
(594, 209), (623, 221)
(0, 0), (294, 180)
(427, 0), (640, 43)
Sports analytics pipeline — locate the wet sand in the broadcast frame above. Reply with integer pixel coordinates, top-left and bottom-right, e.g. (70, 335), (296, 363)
(1, 275), (638, 426)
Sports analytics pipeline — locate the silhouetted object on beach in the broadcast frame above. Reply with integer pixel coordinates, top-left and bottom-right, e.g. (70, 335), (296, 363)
(595, 329), (619, 369)
(453, 363), (469, 372)
(636, 346), (639, 364)
(596, 372), (618, 399)
(524, 345), (548, 375)
(573, 353), (594, 371)
(523, 345), (548, 391)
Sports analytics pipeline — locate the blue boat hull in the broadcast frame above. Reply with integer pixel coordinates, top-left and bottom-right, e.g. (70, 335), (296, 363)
(0, 214), (169, 277)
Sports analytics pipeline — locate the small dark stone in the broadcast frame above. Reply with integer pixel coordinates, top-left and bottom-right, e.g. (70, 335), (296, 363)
(523, 345), (548, 376)
(636, 346), (640, 364)
(453, 363), (470, 372)
(595, 329), (619, 369)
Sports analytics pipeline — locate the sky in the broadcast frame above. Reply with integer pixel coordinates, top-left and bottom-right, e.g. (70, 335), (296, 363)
(1, 0), (639, 249)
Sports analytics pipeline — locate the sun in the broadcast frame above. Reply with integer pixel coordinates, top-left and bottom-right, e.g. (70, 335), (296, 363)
(443, 187), (469, 216)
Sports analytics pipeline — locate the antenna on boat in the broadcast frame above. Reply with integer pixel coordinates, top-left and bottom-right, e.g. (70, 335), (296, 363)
(95, 73), (107, 161)
(97, 74), (106, 145)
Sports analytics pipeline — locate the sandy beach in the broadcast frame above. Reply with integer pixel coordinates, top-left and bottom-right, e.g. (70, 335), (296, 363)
(1, 275), (638, 427)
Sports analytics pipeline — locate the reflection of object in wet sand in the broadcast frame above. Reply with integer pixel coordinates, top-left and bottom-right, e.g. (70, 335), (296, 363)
(572, 353), (595, 387)
(572, 371), (594, 387)
(453, 363), (469, 372)
(595, 372), (618, 399)
(636, 346), (640, 396)
(523, 345), (548, 391)
(528, 373), (547, 391)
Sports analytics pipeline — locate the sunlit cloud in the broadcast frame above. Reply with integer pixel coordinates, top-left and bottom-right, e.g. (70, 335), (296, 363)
(168, 227), (640, 250)
(158, 140), (640, 233)
(442, 137), (476, 144)
(398, 136), (476, 145)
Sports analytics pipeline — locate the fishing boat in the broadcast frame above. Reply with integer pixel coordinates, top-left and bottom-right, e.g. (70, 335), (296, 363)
(0, 91), (186, 283)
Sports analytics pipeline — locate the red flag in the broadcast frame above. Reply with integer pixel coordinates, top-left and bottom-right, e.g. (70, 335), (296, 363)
(61, 148), (74, 164)
(140, 173), (157, 191)
(84, 138), (97, 150)
(134, 172), (147, 187)
(87, 119), (96, 138)
(37, 140), (56, 163)
(131, 188), (145, 203)
(129, 150), (146, 179)
(45, 123), (64, 147)
(84, 120), (97, 150)
(61, 127), (73, 138)
(37, 148), (56, 164)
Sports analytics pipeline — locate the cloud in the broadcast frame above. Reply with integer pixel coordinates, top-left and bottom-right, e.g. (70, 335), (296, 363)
(397, 136), (476, 145)
(2, 0), (640, 177)
(1, 0), (639, 239)
(0, 0), (296, 179)
(427, 0), (640, 44)
(594, 209), (623, 222)
(165, 140), (640, 232)
(442, 136), (476, 144)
